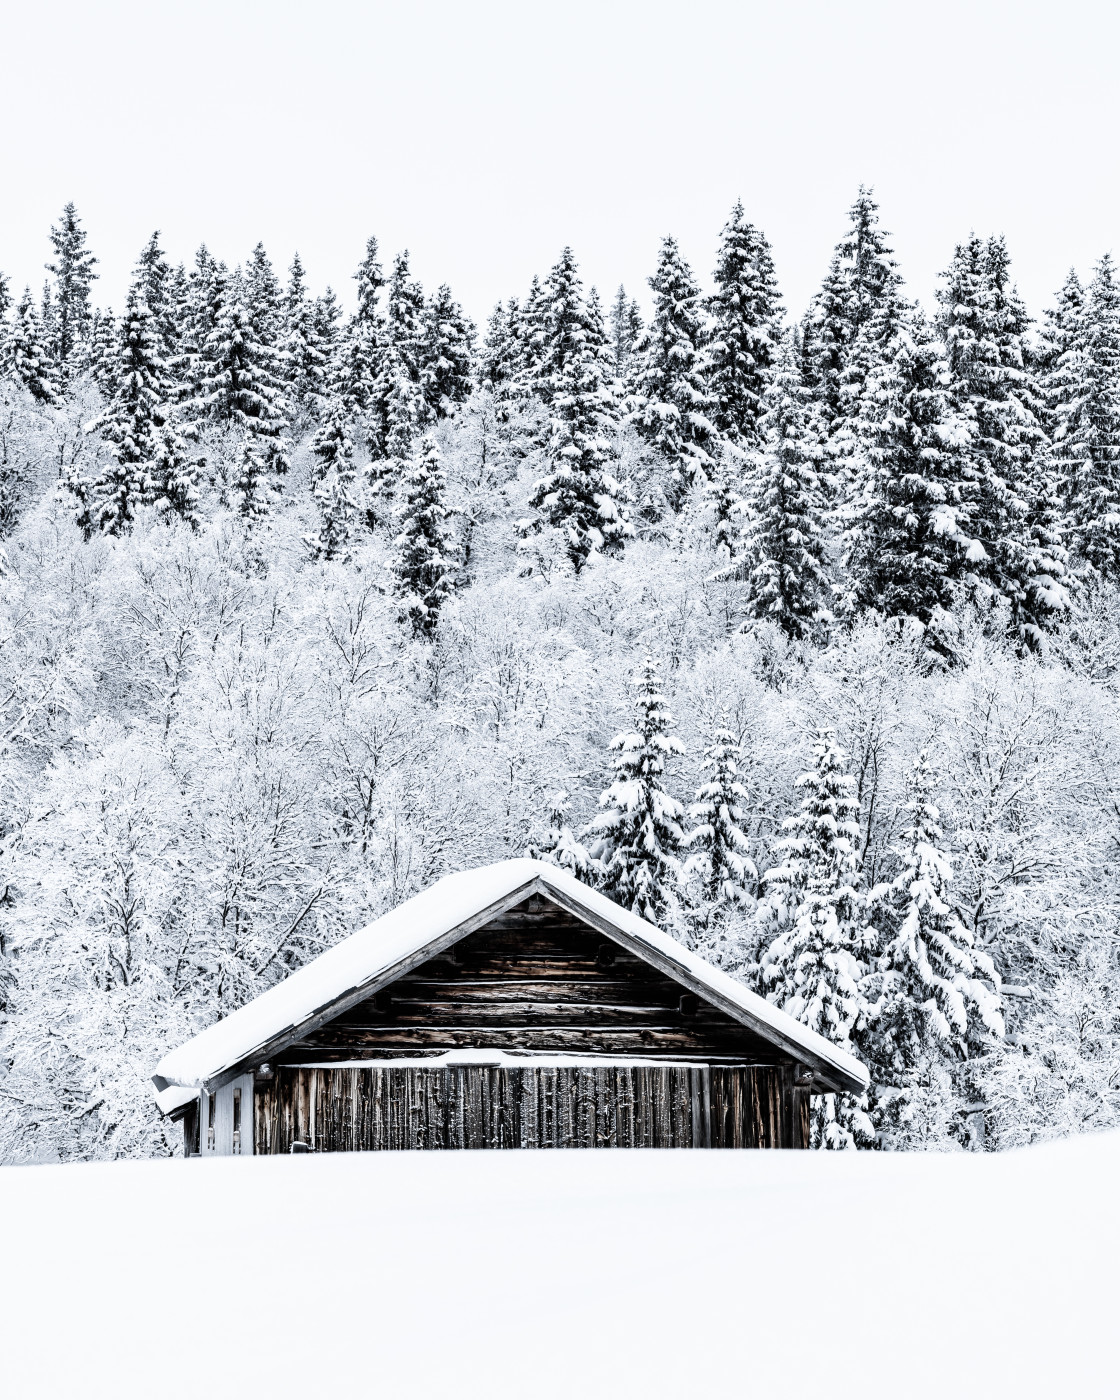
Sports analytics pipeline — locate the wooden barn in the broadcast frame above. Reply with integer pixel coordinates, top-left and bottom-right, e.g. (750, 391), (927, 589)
(153, 859), (868, 1153)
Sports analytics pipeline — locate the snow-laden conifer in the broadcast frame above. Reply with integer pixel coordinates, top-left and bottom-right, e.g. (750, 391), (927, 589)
(630, 236), (718, 508)
(683, 723), (756, 905)
(526, 791), (597, 884)
(526, 256), (627, 571)
(709, 202), (782, 445)
(760, 729), (873, 1148)
(938, 234), (1066, 646)
(308, 398), (358, 562)
(283, 252), (328, 418)
(803, 187), (901, 434)
(846, 308), (976, 637)
(87, 308), (120, 399)
(863, 751), (1004, 1093)
(392, 434), (454, 636)
(335, 236), (385, 413)
(588, 659), (685, 924)
(89, 289), (165, 534)
(609, 284), (643, 389)
(738, 343), (829, 637)
(5, 288), (59, 404)
(46, 202), (98, 383)
(421, 284), (475, 420)
(1051, 254), (1120, 579)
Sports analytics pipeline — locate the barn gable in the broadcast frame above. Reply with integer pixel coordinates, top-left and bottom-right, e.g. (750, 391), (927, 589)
(154, 860), (868, 1154)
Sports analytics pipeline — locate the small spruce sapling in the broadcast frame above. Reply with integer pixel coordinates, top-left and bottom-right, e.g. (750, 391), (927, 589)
(760, 729), (874, 1148)
(588, 659), (685, 925)
(392, 434), (454, 637)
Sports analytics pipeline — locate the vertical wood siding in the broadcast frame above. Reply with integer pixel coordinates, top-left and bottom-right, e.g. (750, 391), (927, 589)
(256, 1064), (809, 1152)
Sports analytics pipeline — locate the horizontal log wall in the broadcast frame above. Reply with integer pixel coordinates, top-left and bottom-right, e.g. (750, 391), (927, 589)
(285, 899), (785, 1064)
(255, 1064), (809, 1152)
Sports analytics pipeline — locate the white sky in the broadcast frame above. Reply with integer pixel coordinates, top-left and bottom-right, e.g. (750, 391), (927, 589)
(1, 0), (1116, 327)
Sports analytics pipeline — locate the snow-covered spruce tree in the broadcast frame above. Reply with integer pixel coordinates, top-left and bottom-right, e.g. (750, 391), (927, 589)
(86, 308), (120, 399)
(609, 284), (643, 388)
(737, 342), (829, 638)
(802, 186), (901, 435)
(846, 307), (976, 637)
(515, 274), (548, 397)
(630, 236), (718, 509)
(862, 752), (1005, 1139)
(760, 729), (873, 1148)
(308, 398), (358, 562)
(938, 233), (1066, 647)
(366, 250), (427, 489)
(391, 434), (454, 637)
(177, 244), (220, 406)
(133, 231), (176, 364)
(199, 272), (290, 507)
(1051, 254), (1120, 579)
(709, 202), (783, 446)
(587, 659), (685, 925)
(421, 283), (475, 420)
(5, 288), (59, 404)
(683, 722), (756, 906)
(283, 251), (328, 418)
(335, 236), (385, 414)
(88, 289), (164, 533)
(149, 415), (201, 529)
(526, 790), (597, 884)
(244, 241), (284, 358)
(526, 255), (627, 571)
(45, 201), (98, 384)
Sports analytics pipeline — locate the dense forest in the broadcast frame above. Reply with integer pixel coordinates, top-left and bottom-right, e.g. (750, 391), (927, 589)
(1, 191), (1119, 1161)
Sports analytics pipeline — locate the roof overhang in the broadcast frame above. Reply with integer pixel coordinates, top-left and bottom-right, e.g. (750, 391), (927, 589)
(152, 860), (869, 1102)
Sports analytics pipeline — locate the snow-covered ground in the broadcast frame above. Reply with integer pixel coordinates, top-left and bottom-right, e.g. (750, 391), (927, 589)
(4, 1135), (1115, 1398)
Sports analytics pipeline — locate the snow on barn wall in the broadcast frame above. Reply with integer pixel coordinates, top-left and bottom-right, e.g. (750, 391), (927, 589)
(156, 860), (868, 1153)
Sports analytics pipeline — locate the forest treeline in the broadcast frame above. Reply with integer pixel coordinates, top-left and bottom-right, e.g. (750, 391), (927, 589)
(1, 194), (1118, 1159)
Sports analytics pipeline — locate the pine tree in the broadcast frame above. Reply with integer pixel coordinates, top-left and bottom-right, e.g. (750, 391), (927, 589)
(1051, 254), (1120, 578)
(683, 723), (755, 905)
(46, 202), (98, 383)
(232, 436), (273, 526)
(283, 252), (328, 416)
(5, 288), (59, 403)
(938, 233), (1065, 646)
(846, 308), (976, 635)
(179, 245), (220, 406)
(200, 276), (288, 451)
(588, 659), (685, 924)
(0, 270), (10, 326)
(630, 236), (718, 508)
(133, 231), (175, 361)
(335, 237), (385, 413)
(709, 202), (783, 445)
(90, 289), (166, 535)
(478, 295), (518, 406)
(244, 242), (283, 354)
(516, 275), (548, 396)
(421, 284), (474, 419)
(526, 791), (597, 884)
(86, 308), (120, 398)
(526, 254), (627, 571)
(609, 284), (643, 387)
(862, 752), (1004, 1098)
(368, 251), (427, 474)
(802, 187), (901, 434)
(392, 434), (454, 636)
(760, 730), (873, 1148)
(738, 344), (829, 637)
(150, 415), (201, 529)
(308, 398), (358, 562)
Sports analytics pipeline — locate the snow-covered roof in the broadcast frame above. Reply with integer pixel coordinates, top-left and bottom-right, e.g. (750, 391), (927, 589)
(153, 859), (869, 1098)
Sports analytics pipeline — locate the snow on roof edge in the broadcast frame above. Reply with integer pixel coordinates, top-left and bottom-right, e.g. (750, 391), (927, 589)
(153, 859), (869, 1095)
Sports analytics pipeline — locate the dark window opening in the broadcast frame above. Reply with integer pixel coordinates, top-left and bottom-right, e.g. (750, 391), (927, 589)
(207, 1092), (216, 1151)
(232, 1087), (242, 1155)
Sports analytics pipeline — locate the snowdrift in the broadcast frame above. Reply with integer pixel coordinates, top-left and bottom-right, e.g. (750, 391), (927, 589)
(2, 1134), (1114, 1398)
